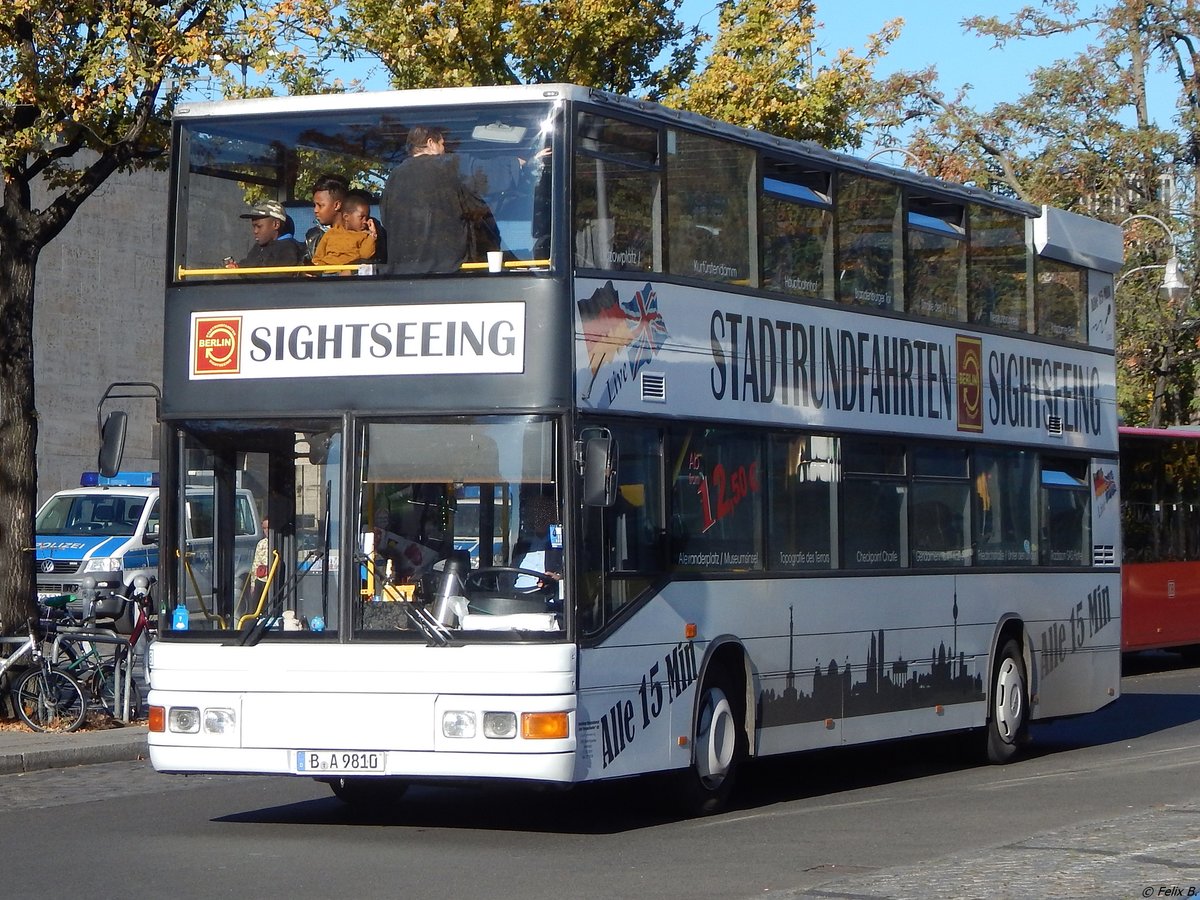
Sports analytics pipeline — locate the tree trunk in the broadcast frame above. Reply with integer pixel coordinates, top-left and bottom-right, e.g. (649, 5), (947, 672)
(0, 247), (39, 636)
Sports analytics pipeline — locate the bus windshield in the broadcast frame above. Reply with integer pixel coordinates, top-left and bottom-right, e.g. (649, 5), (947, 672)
(359, 416), (562, 636)
(174, 415), (564, 641)
(174, 99), (560, 279)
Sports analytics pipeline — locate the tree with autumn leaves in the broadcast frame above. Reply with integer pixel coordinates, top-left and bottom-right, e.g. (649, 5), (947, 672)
(0, 0), (337, 634)
(333, 0), (900, 147)
(877, 0), (1200, 427)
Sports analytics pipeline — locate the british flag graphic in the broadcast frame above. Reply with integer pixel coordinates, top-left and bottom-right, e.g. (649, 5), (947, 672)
(620, 283), (669, 379)
(577, 281), (671, 404)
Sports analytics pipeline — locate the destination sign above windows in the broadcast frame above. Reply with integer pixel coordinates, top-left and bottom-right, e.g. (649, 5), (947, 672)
(190, 303), (526, 380)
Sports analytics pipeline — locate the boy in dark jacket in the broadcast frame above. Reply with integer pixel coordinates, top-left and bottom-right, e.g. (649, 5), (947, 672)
(225, 199), (305, 271)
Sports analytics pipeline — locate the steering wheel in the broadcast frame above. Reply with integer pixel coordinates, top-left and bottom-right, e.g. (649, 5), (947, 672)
(465, 565), (553, 595)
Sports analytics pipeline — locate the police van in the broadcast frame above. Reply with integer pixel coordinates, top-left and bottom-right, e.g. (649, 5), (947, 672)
(34, 472), (262, 608)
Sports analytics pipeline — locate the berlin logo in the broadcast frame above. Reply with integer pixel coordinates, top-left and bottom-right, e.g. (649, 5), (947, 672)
(956, 334), (983, 433)
(194, 317), (242, 375)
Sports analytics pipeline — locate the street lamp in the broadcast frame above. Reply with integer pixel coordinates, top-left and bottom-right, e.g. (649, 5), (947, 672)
(1119, 214), (1189, 301)
(865, 147), (922, 168)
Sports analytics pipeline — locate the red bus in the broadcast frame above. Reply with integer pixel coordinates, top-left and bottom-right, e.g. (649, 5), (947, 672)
(1120, 425), (1200, 657)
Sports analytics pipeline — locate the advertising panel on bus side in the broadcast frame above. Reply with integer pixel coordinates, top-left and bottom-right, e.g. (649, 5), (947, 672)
(574, 277), (1118, 454)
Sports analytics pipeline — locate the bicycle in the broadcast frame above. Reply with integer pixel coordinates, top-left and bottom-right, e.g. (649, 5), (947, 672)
(46, 582), (151, 720)
(0, 616), (86, 732)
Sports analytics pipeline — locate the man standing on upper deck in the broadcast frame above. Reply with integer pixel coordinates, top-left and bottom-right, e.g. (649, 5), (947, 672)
(380, 125), (493, 274)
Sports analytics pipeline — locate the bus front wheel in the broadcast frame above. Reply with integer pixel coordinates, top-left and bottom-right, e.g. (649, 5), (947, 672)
(326, 776), (408, 808)
(674, 666), (743, 816)
(985, 639), (1029, 764)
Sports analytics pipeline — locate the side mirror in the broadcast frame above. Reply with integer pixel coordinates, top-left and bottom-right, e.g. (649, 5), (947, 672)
(98, 411), (128, 478)
(143, 520), (159, 544)
(306, 431), (334, 465)
(582, 433), (618, 507)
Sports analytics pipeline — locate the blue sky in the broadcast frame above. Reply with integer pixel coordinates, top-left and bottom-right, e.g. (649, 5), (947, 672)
(686, 0), (1177, 147)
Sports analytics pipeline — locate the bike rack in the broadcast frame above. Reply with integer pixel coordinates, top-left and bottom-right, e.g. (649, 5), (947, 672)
(0, 636), (32, 719)
(50, 628), (136, 723)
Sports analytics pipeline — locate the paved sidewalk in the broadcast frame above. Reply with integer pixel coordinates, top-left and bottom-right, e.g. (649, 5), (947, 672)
(0, 724), (147, 776)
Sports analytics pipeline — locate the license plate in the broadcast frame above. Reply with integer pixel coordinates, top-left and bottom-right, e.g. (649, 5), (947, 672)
(294, 751), (386, 774)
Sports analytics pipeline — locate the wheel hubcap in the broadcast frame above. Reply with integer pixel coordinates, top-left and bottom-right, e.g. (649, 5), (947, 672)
(696, 687), (736, 786)
(994, 657), (1025, 743)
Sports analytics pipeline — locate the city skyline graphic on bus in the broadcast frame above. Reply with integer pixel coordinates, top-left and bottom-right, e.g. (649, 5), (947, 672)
(577, 280), (669, 405)
(757, 605), (985, 727)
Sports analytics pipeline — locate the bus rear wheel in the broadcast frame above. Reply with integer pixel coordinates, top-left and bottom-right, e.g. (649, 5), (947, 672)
(674, 666), (742, 816)
(986, 639), (1029, 763)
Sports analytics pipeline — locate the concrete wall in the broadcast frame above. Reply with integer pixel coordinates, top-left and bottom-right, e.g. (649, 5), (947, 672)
(33, 164), (166, 504)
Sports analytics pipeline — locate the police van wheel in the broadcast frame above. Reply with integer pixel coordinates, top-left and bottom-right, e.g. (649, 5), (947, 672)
(986, 639), (1029, 764)
(674, 666), (742, 816)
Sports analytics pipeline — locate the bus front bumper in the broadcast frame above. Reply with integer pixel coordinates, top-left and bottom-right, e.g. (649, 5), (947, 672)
(147, 688), (578, 784)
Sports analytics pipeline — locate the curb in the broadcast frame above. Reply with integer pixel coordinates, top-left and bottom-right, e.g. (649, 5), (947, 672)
(0, 728), (148, 776)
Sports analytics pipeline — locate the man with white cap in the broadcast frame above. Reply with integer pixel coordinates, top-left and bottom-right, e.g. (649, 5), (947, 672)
(225, 199), (305, 271)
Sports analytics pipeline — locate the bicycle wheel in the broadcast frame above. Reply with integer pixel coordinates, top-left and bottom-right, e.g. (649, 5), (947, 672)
(13, 665), (87, 732)
(95, 662), (143, 719)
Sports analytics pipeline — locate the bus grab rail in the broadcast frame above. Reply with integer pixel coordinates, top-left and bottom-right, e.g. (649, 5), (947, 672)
(236, 550), (281, 630)
(177, 549), (228, 629)
(176, 259), (551, 278)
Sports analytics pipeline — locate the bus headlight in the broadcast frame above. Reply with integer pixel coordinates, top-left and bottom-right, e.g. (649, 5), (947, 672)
(82, 557), (120, 574)
(442, 710), (476, 738)
(168, 707), (200, 733)
(482, 712), (517, 739)
(204, 708), (236, 734)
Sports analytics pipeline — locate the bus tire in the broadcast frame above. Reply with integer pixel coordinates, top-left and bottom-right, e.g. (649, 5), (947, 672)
(1178, 644), (1200, 666)
(986, 639), (1029, 764)
(674, 665), (743, 816)
(327, 776), (407, 808)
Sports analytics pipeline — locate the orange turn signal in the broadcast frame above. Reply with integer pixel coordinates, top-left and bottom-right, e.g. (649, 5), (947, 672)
(521, 711), (570, 740)
(148, 705), (166, 733)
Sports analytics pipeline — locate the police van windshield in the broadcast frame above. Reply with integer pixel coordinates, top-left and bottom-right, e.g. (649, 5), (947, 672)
(36, 495), (146, 537)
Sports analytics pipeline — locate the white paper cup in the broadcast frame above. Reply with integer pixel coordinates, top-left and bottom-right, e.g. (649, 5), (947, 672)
(487, 250), (504, 273)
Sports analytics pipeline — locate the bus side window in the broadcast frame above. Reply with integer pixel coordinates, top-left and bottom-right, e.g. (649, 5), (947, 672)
(574, 112), (659, 273)
(1040, 459), (1091, 566)
(666, 129), (754, 286)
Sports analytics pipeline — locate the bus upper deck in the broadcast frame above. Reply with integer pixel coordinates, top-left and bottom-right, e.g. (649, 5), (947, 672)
(169, 84), (1117, 347)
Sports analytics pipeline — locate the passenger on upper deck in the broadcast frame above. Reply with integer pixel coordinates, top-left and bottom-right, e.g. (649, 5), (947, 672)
(224, 200), (305, 271)
(311, 189), (379, 274)
(380, 125), (496, 274)
(305, 173), (347, 262)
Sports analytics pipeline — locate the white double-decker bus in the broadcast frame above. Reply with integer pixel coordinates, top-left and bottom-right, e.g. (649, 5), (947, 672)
(140, 84), (1123, 813)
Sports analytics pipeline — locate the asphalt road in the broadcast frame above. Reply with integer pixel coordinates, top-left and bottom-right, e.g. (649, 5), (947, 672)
(2, 653), (1198, 900)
